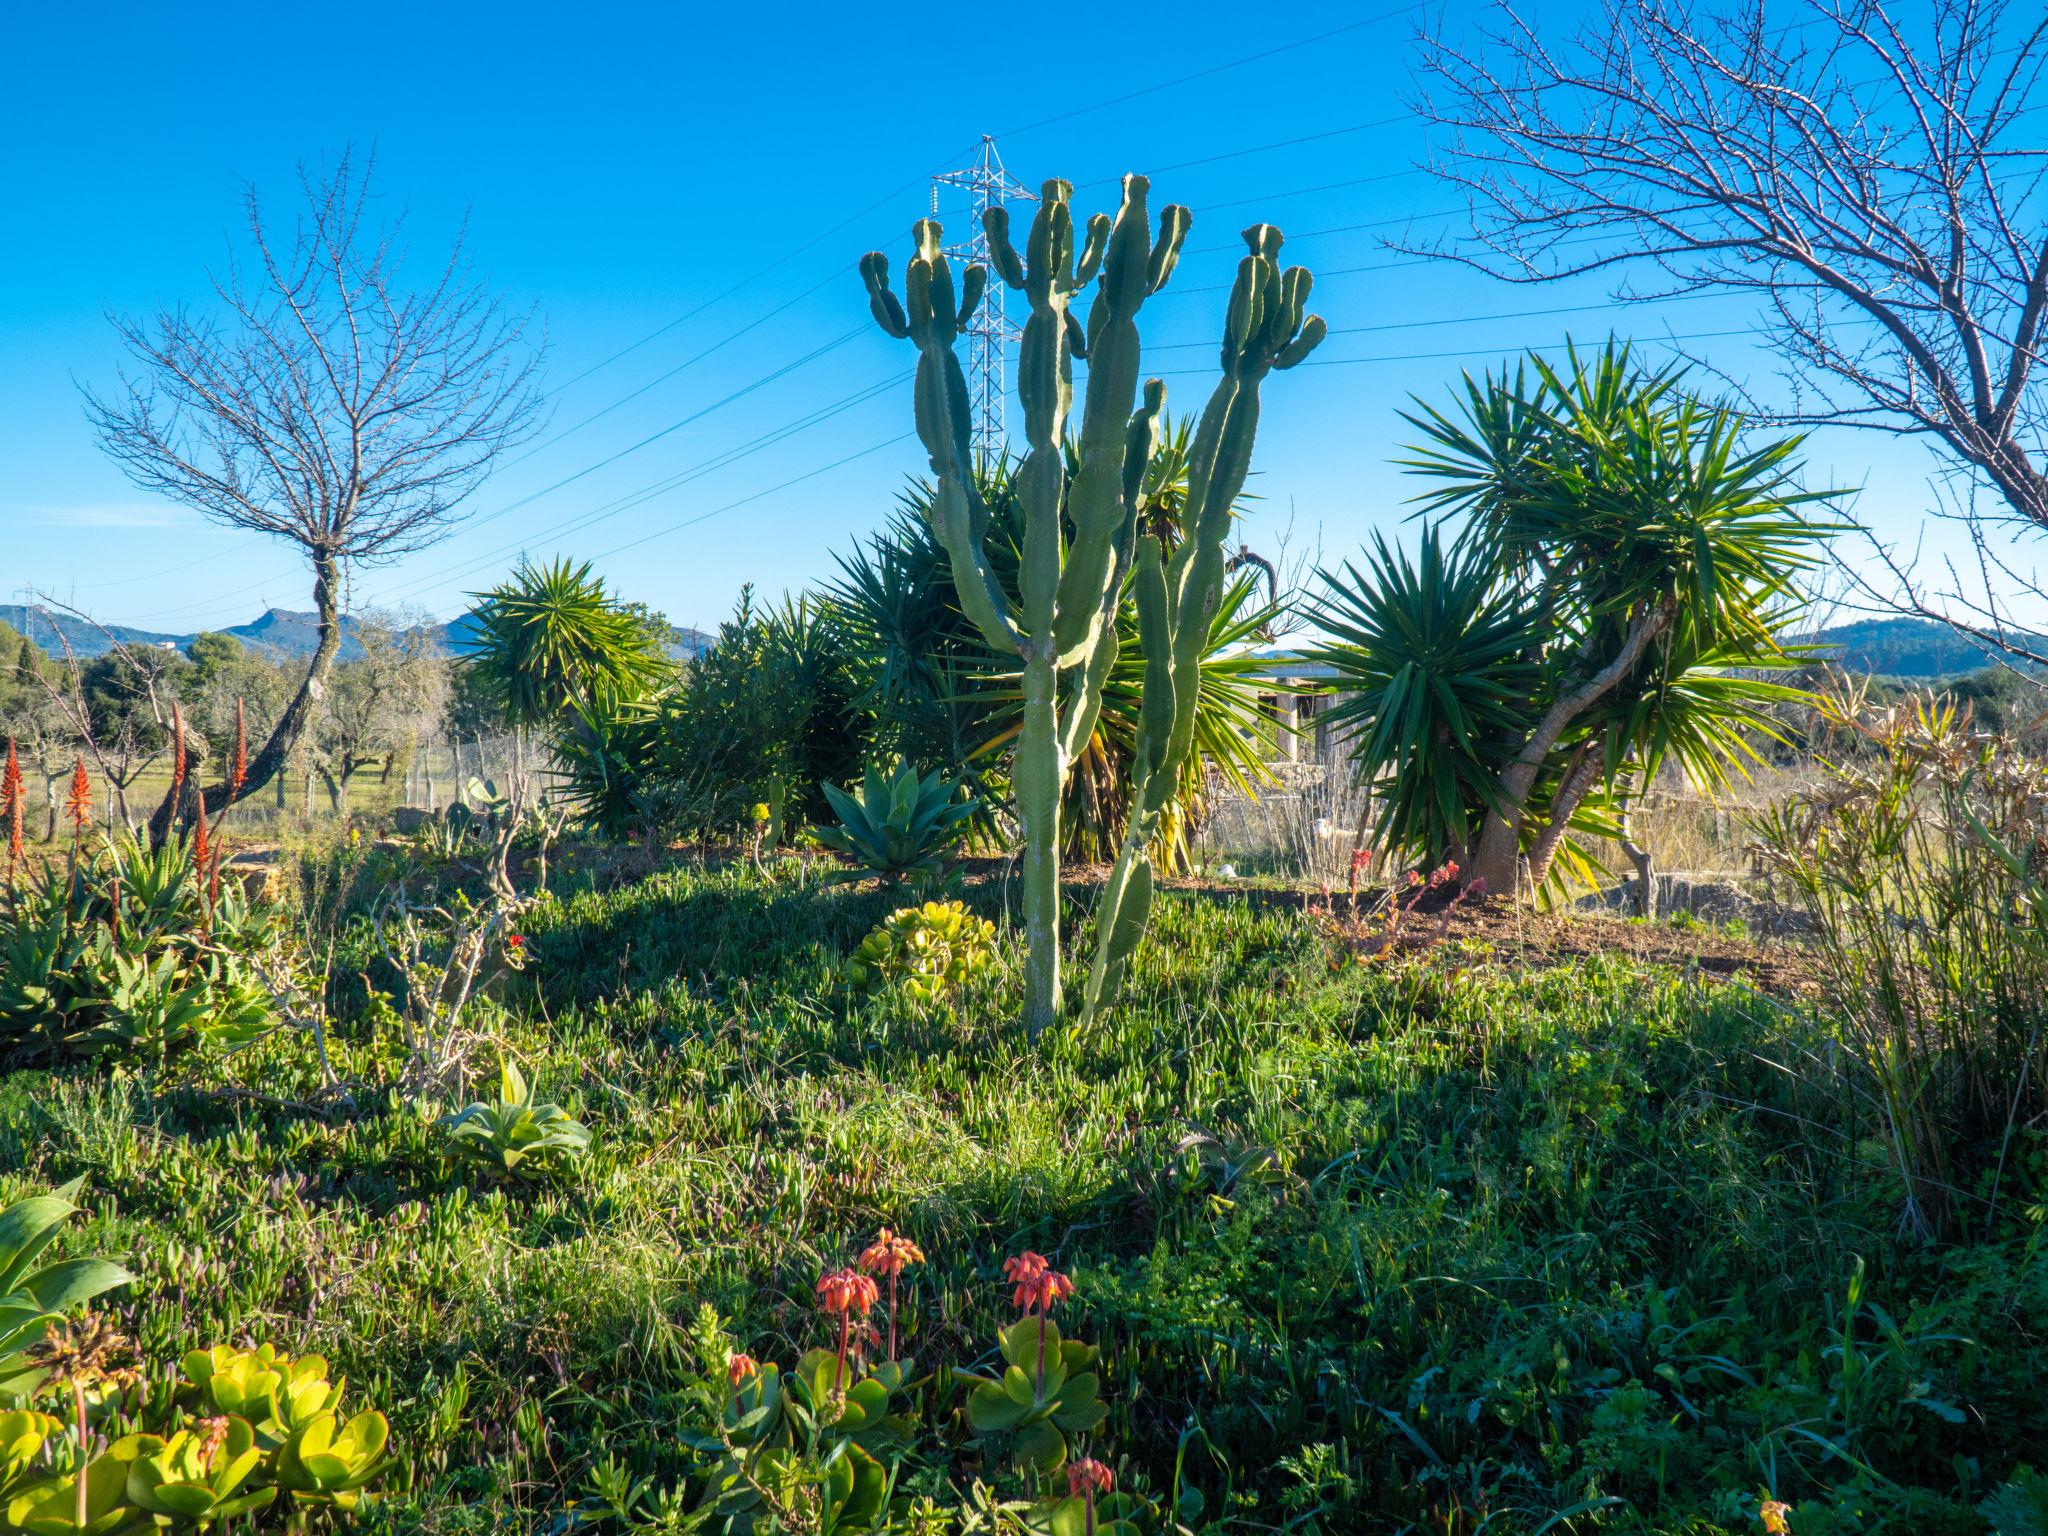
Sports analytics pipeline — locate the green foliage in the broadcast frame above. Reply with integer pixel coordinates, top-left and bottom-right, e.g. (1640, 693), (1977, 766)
(653, 589), (865, 839)
(464, 559), (671, 729)
(1308, 341), (1830, 891)
(0, 1184), (134, 1397)
(0, 1339), (396, 1532)
(963, 1318), (1107, 1475)
(811, 760), (976, 887)
(1752, 685), (2048, 1240)
(1308, 526), (1542, 863)
(440, 1061), (592, 1181)
(843, 899), (997, 1010)
(0, 833), (293, 1062)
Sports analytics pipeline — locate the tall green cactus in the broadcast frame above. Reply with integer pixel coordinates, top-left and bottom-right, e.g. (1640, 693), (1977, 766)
(861, 177), (1321, 1032)
(1080, 226), (1324, 1019)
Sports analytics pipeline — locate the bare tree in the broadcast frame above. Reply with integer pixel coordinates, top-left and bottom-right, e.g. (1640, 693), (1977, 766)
(1411, 0), (2048, 603)
(82, 148), (541, 838)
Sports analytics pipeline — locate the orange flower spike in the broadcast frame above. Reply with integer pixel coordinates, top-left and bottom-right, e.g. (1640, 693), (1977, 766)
(726, 1352), (759, 1389)
(860, 1228), (925, 1361)
(230, 698), (248, 797)
(3, 740), (22, 879)
(816, 1266), (878, 1392)
(1068, 1458), (1114, 1536)
(170, 704), (186, 806)
(66, 760), (93, 835)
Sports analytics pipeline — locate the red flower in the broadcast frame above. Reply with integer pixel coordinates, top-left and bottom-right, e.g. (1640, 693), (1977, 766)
(1068, 1457), (1114, 1498)
(857, 1228), (924, 1280)
(726, 1352), (759, 1387)
(506, 934), (527, 949)
(230, 698), (248, 797)
(170, 704), (187, 807)
(816, 1268), (878, 1317)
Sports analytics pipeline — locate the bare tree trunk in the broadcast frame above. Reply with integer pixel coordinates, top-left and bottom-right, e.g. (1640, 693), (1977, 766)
(1618, 787), (1656, 921)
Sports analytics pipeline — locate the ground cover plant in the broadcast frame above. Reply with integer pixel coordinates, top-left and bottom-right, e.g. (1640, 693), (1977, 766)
(2, 833), (2043, 1534)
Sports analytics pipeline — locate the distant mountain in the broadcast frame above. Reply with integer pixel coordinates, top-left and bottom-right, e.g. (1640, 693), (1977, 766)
(1803, 617), (2048, 679)
(0, 604), (713, 664)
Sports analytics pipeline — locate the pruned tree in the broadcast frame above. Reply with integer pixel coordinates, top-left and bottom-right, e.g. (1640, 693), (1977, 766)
(81, 147), (541, 838)
(1411, 0), (2048, 651)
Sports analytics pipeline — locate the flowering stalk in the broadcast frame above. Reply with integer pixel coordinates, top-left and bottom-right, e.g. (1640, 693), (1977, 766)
(1004, 1251), (1074, 1393)
(3, 739), (23, 882)
(857, 1227), (925, 1361)
(815, 1268), (878, 1393)
(169, 704), (187, 817)
(1068, 1459), (1113, 1536)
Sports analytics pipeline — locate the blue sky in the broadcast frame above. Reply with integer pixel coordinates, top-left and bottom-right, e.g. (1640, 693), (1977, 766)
(1, 0), (1998, 637)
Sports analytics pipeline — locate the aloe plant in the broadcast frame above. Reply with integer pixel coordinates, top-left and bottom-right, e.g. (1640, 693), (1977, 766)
(441, 1061), (592, 1180)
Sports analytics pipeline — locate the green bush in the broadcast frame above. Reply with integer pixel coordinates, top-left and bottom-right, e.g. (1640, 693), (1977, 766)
(843, 899), (997, 1010)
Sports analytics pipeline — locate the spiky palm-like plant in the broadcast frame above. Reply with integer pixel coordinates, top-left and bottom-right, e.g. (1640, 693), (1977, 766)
(465, 559), (671, 729)
(1307, 341), (1832, 896)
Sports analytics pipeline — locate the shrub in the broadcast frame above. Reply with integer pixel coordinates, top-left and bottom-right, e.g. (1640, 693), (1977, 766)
(1752, 683), (2048, 1238)
(843, 900), (997, 1011)
(0, 832), (293, 1063)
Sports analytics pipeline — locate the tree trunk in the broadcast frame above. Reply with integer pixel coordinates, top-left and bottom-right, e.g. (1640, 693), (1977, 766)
(1468, 599), (1675, 895)
(151, 545), (347, 844)
(1618, 788), (1655, 920)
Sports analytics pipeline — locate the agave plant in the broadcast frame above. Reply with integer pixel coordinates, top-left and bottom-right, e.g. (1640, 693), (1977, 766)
(811, 760), (977, 887)
(441, 1061), (592, 1180)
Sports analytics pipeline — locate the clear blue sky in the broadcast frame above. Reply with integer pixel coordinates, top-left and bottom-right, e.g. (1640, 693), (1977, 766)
(1, 0), (1990, 637)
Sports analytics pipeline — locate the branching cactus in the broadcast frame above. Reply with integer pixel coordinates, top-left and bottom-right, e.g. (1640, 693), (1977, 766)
(862, 176), (1183, 1033)
(862, 180), (1322, 1031)
(1080, 225), (1325, 1020)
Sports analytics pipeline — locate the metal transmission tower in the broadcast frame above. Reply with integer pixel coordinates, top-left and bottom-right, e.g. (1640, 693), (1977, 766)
(932, 137), (1034, 463)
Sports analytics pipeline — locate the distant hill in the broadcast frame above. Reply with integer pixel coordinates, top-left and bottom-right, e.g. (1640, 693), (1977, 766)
(0, 604), (712, 665)
(1803, 617), (2048, 679)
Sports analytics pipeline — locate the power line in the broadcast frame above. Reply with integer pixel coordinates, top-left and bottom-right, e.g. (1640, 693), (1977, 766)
(997, 2), (1424, 141)
(369, 371), (910, 608)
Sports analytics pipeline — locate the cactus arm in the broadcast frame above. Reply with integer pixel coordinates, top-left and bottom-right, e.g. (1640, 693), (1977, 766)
(865, 224), (1023, 657)
(1081, 224), (1324, 1024)
(1052, 186), (1187, 658)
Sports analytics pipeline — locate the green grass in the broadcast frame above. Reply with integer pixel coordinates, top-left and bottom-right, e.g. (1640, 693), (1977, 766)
(3, 855), (2043, 1534)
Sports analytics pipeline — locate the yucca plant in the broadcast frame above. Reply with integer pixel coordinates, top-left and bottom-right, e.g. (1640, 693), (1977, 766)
(1306, 341), (1832, 896)
(464, 558), (672, 729)
(811, 760), (977, 887)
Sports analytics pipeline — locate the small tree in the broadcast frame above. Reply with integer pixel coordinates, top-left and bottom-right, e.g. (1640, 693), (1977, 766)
(310, 617), (448, 818)
(82, 148), (540, 839)
(1308, 343), (1832, 897)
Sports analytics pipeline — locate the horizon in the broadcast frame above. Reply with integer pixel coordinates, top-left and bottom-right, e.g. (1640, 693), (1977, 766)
(6, 0), (2043, 635)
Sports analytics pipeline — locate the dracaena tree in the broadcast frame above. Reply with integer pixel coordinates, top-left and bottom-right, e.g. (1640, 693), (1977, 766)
(1307, 342), (1832, 897)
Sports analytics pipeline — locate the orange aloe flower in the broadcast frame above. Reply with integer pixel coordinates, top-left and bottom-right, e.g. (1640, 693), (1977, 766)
(3, 740), (22, 879)
(65, 760), (93, 835)
(726, 1352), (759, 1388)
(816, 1267), (878, 1391)
(859, 1228), (925, 1361)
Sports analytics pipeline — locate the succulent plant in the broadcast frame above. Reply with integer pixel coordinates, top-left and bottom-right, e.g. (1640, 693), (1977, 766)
(0, 1182), (135, 1398)
(811, 759), (976, 887)
(843, 900), (997, 1011)
(272, 1409), (393, 1512)
(964, 1318), (1108, 1475)
(440, 1061), (592, 1180)
(118, 1418), (276, 1525)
